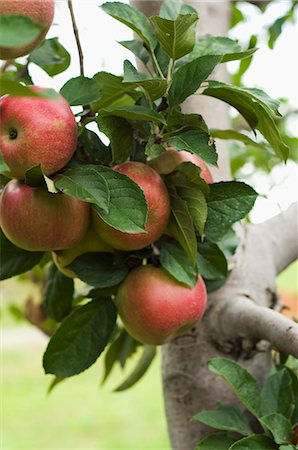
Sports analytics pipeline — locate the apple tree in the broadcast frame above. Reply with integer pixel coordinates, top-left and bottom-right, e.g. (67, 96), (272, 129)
(0, 0), (297, 449)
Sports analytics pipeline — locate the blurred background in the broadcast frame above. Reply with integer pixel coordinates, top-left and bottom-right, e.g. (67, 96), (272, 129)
(1, 0), (297, 448)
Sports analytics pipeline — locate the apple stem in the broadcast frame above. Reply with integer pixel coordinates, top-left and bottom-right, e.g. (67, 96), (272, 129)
(67, 0), (84, 77)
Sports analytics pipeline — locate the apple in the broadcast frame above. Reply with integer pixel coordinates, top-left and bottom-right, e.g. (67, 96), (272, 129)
(116, 265), (207, 345)
(92, 162), (171, 251)
(0, 86), (77, 180)
(52, 224), (113, 278)
(148, 147), (213, 184)
(0, 179), (90, 251)
(0, 0), (55, 60)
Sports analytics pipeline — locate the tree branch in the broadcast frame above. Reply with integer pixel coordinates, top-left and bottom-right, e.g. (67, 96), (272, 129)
(67, 0), (84, 77)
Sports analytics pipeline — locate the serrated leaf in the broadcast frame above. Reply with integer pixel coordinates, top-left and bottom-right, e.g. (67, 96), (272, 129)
(100, 105), (166, 124)
(43, 299), (117, 377)
(189, 36), (257, 63)
(229, 434), (278, 449)
(118, 40), (150, 64)
(167, 130), (218, 166)
(176, 162), (210, 195)
(160, 241), (197, 288)
(29, 38), (70, 76)
(193, 403), (252, 436)
(60, 76), (101, 106)
(259, 413), (293, 445)
(67, 253), (129, 289)
(160, 0), (197, 20)
(43, 263), (74, 322)
(123, 61), (167, 101)
(151, 13), (198, 60)
(208, 358), (261, 417)
(101, 2), (156, 50)
(114, 345), (156, 391)
(196, 432), (236, 450)
(97, 115), (133, 164)
(205, 182), (257, 242)
(210, 129), (265, 150)
(198, 241), (228, 280)
(202, 81), (289, 160)
(168, 55), (222, 107)
(260, 368), (295, 420)
(0, 14), (44, 48)
(0, 229), (44, 280)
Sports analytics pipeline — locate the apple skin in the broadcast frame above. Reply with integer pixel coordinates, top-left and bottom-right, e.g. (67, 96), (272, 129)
(0, 179), (90, 251)
(0, 86), (77, 180)
(52, 225), (113, 278)
(116, 265), (207, 345)
(92, 162), (171, 251)
(148, 147), (213, 184)
(0, 0), (55, 60)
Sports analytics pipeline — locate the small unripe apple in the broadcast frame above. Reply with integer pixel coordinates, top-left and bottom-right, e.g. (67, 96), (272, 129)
(116, 265), (207, 345)
(0, 0), (55, 60)
(92, 162), (171, 251)
(0, 179), (90, 251)
(148, 147), (213, 184)
(52, 225), (113, 278)
(0, 86), (77, 180)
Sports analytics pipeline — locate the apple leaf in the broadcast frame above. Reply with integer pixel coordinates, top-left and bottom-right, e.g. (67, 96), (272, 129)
(168, 55), (222, 107)
(0, 14), (44, 48)
(259, 413), (293, 445)
(160, 0), (197, 20)
(208, 358), (261, 417)
(0, 79), (41, 97)
(150, 13), (198, 60)
(193, 403), (252, 436)
(197, 241), (228, 280)
(0, 229), (44, 280)
(160, 241), (198, 288)
(188, 36), (257, 63)
(167, 130), (218, 166)
(100, 105), (166, 124)
(229, 435), (279, 449)
(210, 129), (266, 150)
(43, 298), (117, 377)
(114, 345), (156, 392)
(97, 116), (133, 164)
(122, 60), (167, 101)
(68, 253), (129, 289)
(205, 182), (258, 242)
(260, 368), (295, 420)
(29, 38), (71, 76)
(176, 162), (210, 195)
(60, 76), (101, 106)
(195, 432), (237, 450)
(0, 152), (9, 175)
(118, 40), (150, 65)
(43, 263), (74, 322)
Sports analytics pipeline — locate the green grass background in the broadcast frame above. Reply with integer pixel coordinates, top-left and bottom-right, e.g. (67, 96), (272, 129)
(1, 261), (297, 449)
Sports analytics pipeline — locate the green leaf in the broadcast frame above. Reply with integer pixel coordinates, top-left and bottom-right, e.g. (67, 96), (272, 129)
(196, 432), (237, 450)
(44, 263), (74, 322)
(286, 367), (298, 425)
(210, 129), (266, 150)
(259, 413), (293, 445)
(160, 0), (193, 20)
(166, 184), (197, 265)
(202, 81), (289, 160)
(0, 79), (41, 97)
(168, 55), (222, 107)
(167, 130), (218, 166)
(198, 241), (228, 280)
(0, 14), (44, 48)
(101, 2), (156, 50)
(193, 403), (252, 436)
(100, 105), (166, 124)
(67, 253), (129, 289)
(233, 35), (257, 86)
(24, 164), (48, 188)
(43, 299), (117, 377)
(189, 36), (257, 63)
(217, 228), (240, 260)
(260, 368), (295, 420)
(92, 71), (137, 111)
(160, 241), (198, 288)
(205, 182), (258, 242)
(118, 40), (150, 65)
(208, 358), (261, 417)
(114, 345), (156, 391)
(176, 162), (210, 195)
(123, 61), (167, 101)
(29, 38), (71, 76)
(229, 434), (278, 449)
(0, 229), (44, 280)
(151, 13), (198, 60)
(60, 76), (101, 106)
(0, 152), (9, 174)
(97, 115), (133, 164)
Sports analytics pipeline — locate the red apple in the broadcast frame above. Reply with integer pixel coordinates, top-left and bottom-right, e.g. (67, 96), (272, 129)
(0, 0), (55, 60)
(0, 86), (77, 180)
(116, 265), (207, 345)
(148, 147), (213, 184)
(92, 162), (171, 251)
(0, 179), (90, 251)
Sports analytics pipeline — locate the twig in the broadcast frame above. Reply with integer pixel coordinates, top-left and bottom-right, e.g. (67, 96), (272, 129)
(67, 0), (84, 77)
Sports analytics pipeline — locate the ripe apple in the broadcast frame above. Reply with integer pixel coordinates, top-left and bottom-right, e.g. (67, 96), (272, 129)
(0, 179), (90, 251)
(52, 225), (113, 278)
(116, 265), (207, 345)
(0, 86), (77, 180)
(148, 147), (213, 184)
(92, 162), (171, 251)
(0, 0), (55, 60)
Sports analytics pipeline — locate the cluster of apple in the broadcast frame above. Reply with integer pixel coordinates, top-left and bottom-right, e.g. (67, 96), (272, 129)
(0, 0), (210, 346)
